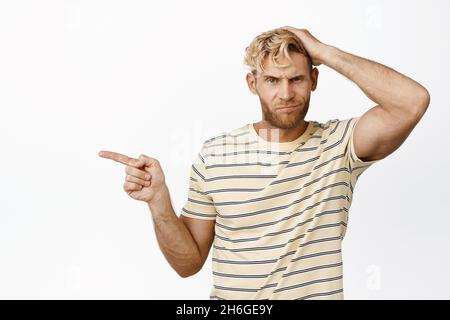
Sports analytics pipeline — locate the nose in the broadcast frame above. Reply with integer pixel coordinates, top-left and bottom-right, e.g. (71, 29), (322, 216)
(278, 80), (295, 101)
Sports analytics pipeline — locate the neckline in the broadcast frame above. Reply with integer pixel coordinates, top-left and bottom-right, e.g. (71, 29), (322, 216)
(248, 120), (314, 151)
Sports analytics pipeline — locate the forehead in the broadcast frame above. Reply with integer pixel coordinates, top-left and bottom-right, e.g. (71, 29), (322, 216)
(260, 51), (309, 77)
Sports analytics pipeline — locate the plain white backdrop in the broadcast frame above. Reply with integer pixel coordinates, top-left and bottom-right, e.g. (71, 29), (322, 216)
(0, 0), (448, 299)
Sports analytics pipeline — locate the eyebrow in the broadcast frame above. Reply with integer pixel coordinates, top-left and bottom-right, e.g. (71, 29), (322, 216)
(262, 74), (305, 80)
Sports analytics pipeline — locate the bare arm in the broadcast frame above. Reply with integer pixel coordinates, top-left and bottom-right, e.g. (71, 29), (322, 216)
(284, 27), (431, 161)
(320, 45), (430, 116)
(319, 45), (430, 161)
(98, 150), (215, 278)
(147, 185), (215, 278)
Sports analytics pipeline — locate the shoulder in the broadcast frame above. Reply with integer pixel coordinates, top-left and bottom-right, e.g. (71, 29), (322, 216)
(201, 124), (252, 153)
(318, 117), (359, 140)
(203, 124), (250, 145)
(309, 118), (341, 139)
(309, 118), (360, 153)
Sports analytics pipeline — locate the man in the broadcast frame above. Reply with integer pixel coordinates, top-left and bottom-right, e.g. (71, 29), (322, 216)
(99, 26), (430, 299)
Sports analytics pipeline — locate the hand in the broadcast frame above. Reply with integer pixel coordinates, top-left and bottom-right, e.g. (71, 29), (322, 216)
(98, 150), (167, 204)
(280, 26), (327, 66)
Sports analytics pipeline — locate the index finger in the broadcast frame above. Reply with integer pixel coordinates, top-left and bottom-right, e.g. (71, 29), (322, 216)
(98, 150), (138, 166)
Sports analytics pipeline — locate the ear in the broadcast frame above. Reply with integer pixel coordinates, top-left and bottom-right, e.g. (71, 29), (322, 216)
(310, 67), (319, 92)
(246, 72), (258, 95)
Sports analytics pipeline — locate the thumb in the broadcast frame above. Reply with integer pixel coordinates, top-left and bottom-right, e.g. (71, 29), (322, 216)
(128, 158), (143, 168)
(138, 154), (158, 168)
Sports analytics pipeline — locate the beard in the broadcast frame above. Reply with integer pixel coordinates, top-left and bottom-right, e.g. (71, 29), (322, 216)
(258, 94), (310, 130)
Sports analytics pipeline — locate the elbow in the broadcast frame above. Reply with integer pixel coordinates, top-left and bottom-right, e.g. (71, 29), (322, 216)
(175, 259), (203, 278)
(177, 266), (201, 278)
(412, 87), (430, 118)
(420, 87), (431, 110)
(178, 271), (196, 279)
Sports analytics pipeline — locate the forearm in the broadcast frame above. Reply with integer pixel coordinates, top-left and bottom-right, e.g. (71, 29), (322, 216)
(320, 44), (430, 115)
(146, 185), (202, 277)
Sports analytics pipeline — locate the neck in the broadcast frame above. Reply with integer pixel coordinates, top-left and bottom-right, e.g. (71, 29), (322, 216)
(253, 120), (308, 143)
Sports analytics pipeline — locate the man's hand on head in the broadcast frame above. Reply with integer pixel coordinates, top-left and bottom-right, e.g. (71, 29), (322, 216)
(280, 26), (328, 66)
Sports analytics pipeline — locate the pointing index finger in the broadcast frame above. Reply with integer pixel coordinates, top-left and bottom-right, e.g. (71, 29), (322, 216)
(98, 150), (138, 166)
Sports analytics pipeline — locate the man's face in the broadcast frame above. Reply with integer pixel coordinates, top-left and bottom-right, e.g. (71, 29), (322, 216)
(246, 51), (318, 129)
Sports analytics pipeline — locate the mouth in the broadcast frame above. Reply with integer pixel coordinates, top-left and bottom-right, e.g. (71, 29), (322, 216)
(276, 104), (300, 113)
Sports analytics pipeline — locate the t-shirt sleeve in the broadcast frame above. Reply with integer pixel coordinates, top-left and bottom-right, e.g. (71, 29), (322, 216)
(348, 117), (379, 174)
(346, 116), (380, 178)
(180, 147), (217, 221)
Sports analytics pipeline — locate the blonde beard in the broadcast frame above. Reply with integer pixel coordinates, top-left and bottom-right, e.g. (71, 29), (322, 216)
(259, 96), (310, 130)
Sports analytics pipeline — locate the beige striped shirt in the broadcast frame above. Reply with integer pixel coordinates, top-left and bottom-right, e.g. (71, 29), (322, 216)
(181, 117), (379, 300)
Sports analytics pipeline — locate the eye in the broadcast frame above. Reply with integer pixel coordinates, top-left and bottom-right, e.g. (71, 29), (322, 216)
(266, 78), (278, 83)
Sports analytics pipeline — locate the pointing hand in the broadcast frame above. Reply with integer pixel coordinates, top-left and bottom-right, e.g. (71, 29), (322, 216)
(98, 150), (166, 204)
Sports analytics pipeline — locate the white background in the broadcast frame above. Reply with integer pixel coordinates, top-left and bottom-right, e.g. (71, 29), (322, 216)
(0, 0), (448, 299)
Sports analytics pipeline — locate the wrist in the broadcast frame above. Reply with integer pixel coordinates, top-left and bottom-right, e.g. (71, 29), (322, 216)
(147, 184), (170, 209)
(317, 44), (338, 66)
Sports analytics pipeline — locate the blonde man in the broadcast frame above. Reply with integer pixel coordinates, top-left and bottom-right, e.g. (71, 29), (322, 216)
(99, 26), (430, 300)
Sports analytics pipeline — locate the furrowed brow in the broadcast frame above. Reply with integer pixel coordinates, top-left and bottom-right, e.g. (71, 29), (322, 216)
(263, 74), (305, 80)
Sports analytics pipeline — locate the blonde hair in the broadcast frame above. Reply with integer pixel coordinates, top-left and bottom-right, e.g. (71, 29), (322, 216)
(243, 27), (312, 76)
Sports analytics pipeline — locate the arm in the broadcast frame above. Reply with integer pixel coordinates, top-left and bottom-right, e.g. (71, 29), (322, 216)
(283, 27), (431, 161)
(147, 185), (215, 278)
(98, 151), (215, 278)
(319, 45), (430, 161)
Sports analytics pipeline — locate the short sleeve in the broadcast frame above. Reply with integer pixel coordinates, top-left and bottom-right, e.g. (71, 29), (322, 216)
(180, 148), (217, 221)
(346, 116), (380, 179)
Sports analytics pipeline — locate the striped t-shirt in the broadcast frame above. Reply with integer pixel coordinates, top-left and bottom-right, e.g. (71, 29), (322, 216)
(181, 117), (380, 300)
